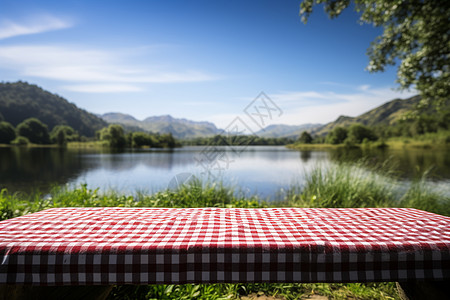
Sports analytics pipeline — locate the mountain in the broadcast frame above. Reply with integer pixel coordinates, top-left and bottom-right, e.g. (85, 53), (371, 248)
(256, 123), (322, 138)
(311, 95), (422, 136)
(0, 82), (107, 137)
(101, 113), (221, 139)
(101, 112), (139, 124)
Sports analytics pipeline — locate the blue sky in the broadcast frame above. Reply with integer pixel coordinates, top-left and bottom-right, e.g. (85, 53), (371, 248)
(0, 0), (415, 128)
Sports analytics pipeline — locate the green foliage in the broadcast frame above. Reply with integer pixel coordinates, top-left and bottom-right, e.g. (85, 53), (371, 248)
(159, 133), (176, 148)
(384, 109), (450, 138)
(131, 131), (179, 148)
(326, 126), (348, 144)
(298, 131), (313, 144)
(108, 282), (399, 300)
(289, 160), (450, 216)
(438, 109), (450, 130)
(10, 136), (29, 146)
(400, 178), (450, 216)
(183, 135), (295, 146)
(16, 118), (50, 144)
(50, 125), (78, 141)
(56, 130), (67, 147)
(314, 96), (425, 138)
(131, 132), (158, 147)
(292, 161), (395, 208)
(50, 125), (79, 146)
(300, 0), (450, 107)
(0, 81), (107, 137)
(0, 121), (16, 144)
(346, 124), (378, 144)
(99, 124), (127, 148)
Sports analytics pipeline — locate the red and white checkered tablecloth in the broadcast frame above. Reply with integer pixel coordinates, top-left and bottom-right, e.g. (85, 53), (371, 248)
(0, 207), (449, 286)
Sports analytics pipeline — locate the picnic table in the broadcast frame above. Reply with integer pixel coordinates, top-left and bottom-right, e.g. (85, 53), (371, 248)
(0, 207), (449, 299)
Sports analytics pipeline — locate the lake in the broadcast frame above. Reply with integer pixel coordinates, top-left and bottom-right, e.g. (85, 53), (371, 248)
(1, 146), (450, 199)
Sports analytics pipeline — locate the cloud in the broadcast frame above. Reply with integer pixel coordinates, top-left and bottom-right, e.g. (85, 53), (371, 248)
(267, 87), (417, 126)
(63, 84), (143, 93)
(0, 15), (72, 40)
(204, 86), (417, 129)
(0, 45), (218, 92)
(358, 84), (371, 91)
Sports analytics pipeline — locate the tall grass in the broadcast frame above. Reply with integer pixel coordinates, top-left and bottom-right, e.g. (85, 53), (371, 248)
(289, 162), (396, 208)
(0, 180), (262, 221)
(2, 160), (448, 299)
(286, 160), (450, 216)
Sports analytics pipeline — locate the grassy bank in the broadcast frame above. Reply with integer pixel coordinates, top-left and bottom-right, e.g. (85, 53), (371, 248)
(288, 131), (450, 150)
(67, 141), (107, 149)
(0, 141), (106, 149)
(2, 161), (449, 299)
(286, 143), (344, 150)
(385, 132), (450, 149)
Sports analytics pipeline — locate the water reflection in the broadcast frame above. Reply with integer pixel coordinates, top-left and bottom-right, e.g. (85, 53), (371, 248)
(329, 147), (450, 180)
(0, 148), (88, 193)
(1, 146), (449, 197)
(300, 150), (312, 163)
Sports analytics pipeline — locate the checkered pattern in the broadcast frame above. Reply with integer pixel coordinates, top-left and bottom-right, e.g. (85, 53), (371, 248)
(0, 207), (449, 286)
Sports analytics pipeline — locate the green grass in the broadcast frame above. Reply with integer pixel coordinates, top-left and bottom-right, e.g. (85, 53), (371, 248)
(385, 132), (450, 149)
(286, 143), (344, 150)
(288, 130), (450, 150)
(286, 161), (450, 216)
(3, 160), (449, 299)
(109, 282), (399, 300)
(67, 141), (108, 148)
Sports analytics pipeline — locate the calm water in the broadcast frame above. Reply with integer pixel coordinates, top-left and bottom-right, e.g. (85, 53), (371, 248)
(1, 146), (449, 199)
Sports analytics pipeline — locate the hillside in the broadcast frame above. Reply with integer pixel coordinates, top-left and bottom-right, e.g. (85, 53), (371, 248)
(311, 95), (422, 136)
(101, 113), (221, 139)
(0, 82), (107, 137)
(256, 123), (322, 138)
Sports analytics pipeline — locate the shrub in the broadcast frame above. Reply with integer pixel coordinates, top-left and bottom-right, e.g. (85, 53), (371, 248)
(0, 121), (16, 144)
(11, 136), (29, 146)
(326, 127), (348, 144)
(347, 124), (377, 143)
(298, 131), (313, 144)
(16, 118), (50, 144)
(98, 124), (127, 148)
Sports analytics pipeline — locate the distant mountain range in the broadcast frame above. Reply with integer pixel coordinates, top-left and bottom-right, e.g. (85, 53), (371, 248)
(255, 123), (322, 138)
(101, 95), (424, 139)
(100, 113), (323, 140)
(0, 82), (107, 137)
(100, 113), (221, 139)
(0, 81), (423, 141)
(310, 95), (422, 136)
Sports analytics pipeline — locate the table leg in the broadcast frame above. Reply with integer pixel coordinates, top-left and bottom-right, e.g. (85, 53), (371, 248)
(396, 281), (450, 300)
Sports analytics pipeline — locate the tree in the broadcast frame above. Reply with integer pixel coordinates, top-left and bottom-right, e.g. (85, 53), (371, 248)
(346, 124), (378, 143)
(326, 126), (348, 144)
(131, 132), (158, 147)
(438, 110), (450, 130)
(16, 118), (50, 144)
(298, 131), (313, 144)
(160, 133), (176, 148)
(99, 124), (126, 148)
(0, 121), (16, 144)
(11, 136), (29, 146)
(56, 129), (67, 147)
(300, 0), (450, 108)
(50, 125), (79, 145)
